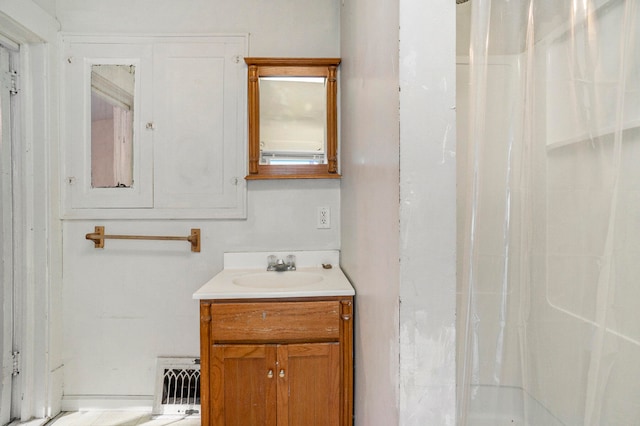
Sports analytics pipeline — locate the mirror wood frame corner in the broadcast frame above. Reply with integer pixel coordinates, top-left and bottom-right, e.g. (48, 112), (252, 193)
(244, 57), (341, 180)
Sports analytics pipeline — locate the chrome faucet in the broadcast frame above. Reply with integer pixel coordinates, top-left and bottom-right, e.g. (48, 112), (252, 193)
(267, 254), (296, 271)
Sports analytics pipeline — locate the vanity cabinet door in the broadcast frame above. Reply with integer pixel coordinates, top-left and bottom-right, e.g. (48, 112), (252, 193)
(211, 344), (277, 426)
(278, 343), (340, 426)
(210, 343), (340, 426)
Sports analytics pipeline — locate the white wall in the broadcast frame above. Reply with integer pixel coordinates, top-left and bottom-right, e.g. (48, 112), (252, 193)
(62, 180), (340, 400)
(340, 0), (457, 425)
(31, 0), (56, 17)
(339, 0), (400, 425)
(57, 0), (342, 404)
(398, 1), (457, 425)
(55, 0), (339, 58)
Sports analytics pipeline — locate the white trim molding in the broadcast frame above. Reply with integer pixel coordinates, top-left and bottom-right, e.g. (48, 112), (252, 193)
(0, 0), (62, 421)
(61, 395), (154, 412)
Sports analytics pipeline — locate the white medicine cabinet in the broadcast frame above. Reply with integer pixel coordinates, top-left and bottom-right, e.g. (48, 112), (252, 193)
(61, 35), (247, 219)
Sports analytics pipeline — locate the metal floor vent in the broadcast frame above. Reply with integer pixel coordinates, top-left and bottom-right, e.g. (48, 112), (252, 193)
(153, 357), (201, 416)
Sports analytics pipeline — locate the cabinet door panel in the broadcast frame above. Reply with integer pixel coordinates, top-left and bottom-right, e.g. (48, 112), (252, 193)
(153, 40), (245, 211)
(212, 345), (277, 426)
(277, 343), (340, 426)
(64, 41), (154, 209)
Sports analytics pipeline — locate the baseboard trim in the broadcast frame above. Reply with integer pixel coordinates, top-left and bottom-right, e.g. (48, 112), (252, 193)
(60, 395), (154, 412)
(9, 419), (50, 426)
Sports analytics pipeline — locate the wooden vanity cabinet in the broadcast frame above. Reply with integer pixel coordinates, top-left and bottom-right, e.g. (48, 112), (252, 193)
(199, 297), (354, 426)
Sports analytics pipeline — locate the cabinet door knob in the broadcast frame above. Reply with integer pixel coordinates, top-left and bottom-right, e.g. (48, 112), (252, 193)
(279, 369), (285, 378)
(267, 369), (274, 378)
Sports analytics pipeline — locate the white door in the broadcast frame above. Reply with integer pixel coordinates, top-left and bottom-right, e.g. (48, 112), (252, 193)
(0, 43), (16, 425)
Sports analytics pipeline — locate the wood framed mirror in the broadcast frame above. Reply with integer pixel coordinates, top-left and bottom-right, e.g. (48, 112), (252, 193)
(245, 57), (341, 179)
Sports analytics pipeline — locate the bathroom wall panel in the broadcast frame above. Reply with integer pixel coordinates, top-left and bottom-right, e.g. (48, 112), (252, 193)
(339, 0), (401, 425)
(398, 0), (457, 419)
(530, 2), (640, 421)
(541, 130), (640, 423)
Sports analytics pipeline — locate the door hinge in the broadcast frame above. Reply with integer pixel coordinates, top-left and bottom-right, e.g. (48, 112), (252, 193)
(12, 351), (20, 376)
(9, 70), (18, 95)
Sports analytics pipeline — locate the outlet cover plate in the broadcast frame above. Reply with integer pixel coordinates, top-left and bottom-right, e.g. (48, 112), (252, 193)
(317, 206), (331, 229)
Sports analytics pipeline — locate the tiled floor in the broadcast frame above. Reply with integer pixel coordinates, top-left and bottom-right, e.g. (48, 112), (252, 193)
(45, 412), (200, 426)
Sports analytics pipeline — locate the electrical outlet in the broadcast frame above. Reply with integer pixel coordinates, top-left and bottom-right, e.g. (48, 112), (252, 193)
(317, 206), (331, 229)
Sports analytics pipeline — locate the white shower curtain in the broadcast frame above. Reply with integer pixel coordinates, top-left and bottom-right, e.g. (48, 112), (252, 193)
(457, 0), (640, 424)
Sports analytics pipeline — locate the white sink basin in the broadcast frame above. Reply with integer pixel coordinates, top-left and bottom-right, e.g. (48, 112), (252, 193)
(233, 272), (323, 289)
(193, 251), (355, 300)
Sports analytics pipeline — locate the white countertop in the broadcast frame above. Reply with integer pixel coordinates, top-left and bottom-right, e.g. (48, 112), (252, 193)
(193, 251), (355, 300)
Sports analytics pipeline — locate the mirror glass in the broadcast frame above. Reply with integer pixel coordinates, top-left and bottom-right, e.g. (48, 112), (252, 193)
(90, 64), (135, 188)
(245, 57), (341, 179)
(259, 77), (327, 165)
